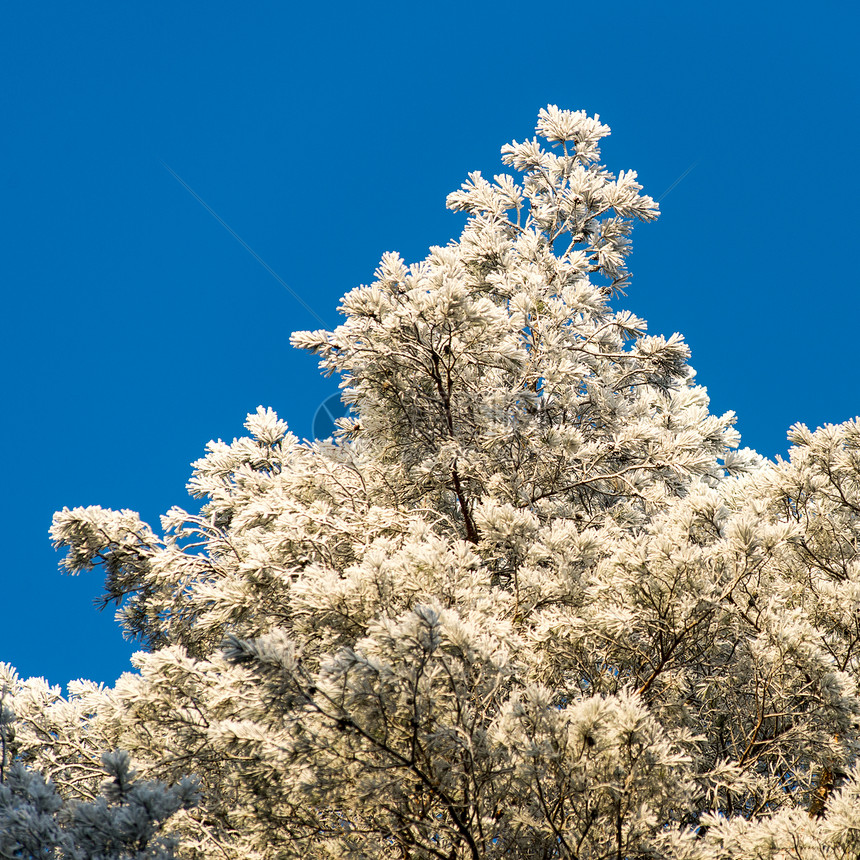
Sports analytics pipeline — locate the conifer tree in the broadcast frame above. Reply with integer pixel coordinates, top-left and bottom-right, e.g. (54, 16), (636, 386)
(5, 107), (860, 859)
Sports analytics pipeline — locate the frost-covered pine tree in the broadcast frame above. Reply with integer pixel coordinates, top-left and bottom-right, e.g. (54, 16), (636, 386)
(8, 106), (860, 859)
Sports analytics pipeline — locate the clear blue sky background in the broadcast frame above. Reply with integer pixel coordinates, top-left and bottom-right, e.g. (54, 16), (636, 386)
(3, 2), (858, 688)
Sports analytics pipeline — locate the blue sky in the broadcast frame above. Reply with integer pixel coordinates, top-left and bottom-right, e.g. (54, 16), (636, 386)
(2, 2), (858, 688)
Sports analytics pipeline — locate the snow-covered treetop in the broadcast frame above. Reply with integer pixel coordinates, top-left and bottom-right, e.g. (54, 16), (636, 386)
(449, 104), (658, 288)
(292, 105), (753, 546)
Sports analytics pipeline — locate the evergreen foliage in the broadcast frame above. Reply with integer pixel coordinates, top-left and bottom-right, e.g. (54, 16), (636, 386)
(6, 107), (860, 858)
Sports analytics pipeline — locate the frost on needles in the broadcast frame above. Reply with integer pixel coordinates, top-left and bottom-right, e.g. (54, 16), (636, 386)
(4, 106), (860, 859)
